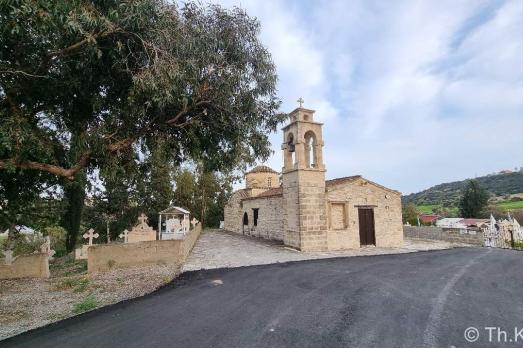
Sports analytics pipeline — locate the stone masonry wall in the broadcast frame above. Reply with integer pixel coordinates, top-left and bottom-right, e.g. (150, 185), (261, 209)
(0, 253), (50, 279)
(326, 179), (403, 249)
(224, 190), (245, 234)
(88, 224), (202, 273)
(245, 171), (279, 189)
(282, 169), (328, 251)
(241, 196), (283, 240)
(404, 226), (484, 246)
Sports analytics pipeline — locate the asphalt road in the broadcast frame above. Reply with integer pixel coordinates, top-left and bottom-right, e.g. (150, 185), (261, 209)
(3, 248), (523, 348)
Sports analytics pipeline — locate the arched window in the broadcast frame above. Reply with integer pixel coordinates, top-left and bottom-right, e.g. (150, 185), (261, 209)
(304, 131), (317, 168)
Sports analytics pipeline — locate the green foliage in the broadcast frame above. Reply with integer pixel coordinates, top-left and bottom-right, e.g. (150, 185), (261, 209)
(496, 200), (523, 210)
(73, 295), (98, 314)
(0, 233), (45, 256)
(403, 172), (523, 207)
(44, 226), (67, 257)
(172, 165), (234, 227)
(1, 0), (283, 179)
(459, 180), (489, 218)
(402, 203), (418, 225)
(1, 0), (282, 240)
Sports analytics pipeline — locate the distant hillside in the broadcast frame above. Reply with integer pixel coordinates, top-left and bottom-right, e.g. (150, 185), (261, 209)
(402, 171), (523, 206)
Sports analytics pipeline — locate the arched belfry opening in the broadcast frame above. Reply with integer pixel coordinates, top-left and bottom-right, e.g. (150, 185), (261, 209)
(304, 131), (317, 168)
(284, 132), (296, 170)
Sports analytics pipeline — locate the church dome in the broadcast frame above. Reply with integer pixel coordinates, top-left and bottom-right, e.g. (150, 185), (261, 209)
(246, 165), (279, 174)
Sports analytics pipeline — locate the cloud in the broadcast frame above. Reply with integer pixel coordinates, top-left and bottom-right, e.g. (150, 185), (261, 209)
(214, 0), (523, 194)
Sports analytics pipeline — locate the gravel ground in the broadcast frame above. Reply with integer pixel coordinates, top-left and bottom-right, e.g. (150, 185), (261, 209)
(0, 260), (180, 340)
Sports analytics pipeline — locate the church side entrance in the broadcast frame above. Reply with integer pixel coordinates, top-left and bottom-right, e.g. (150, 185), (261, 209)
(358, 208), (376, 246)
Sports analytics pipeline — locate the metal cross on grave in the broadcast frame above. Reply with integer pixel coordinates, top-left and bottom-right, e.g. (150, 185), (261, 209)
(119, 229), (129, 243)
(138, 213), (148, 225)
(83, 229), (99, 246)
(191, 218), (199, 229)
(297, 97), (304, 108)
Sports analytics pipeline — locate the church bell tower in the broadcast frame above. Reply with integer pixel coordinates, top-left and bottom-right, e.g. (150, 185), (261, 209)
(281, 101), (328, 251)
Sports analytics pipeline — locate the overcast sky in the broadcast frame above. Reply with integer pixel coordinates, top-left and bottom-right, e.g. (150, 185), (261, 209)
(215, 0), (523, 194)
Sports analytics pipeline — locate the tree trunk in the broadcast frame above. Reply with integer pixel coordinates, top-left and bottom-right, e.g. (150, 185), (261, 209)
(62, 174), (86, 252)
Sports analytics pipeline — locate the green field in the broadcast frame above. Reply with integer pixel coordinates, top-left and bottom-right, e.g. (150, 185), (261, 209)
(496, 200), (523, 210)
(416, 204), (441, 213)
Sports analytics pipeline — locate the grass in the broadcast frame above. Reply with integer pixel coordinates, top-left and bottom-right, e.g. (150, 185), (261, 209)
(415, 204), (441, 213)
(73, 295), (98, 314)
(54, 276), (90, 293)
(495, 200), (523, 210)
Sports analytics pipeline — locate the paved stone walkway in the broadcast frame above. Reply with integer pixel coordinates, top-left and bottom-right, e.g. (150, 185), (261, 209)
(182, 229), (472, 271)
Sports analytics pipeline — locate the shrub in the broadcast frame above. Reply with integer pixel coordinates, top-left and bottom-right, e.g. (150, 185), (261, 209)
(44, 226), (67, 257)
(6, 234), (46, 257)
(73, 295), (98, 314)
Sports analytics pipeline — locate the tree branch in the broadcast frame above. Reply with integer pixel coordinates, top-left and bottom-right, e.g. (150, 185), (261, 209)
(0, 153), (91, 180)
(0, 70), (48, 79)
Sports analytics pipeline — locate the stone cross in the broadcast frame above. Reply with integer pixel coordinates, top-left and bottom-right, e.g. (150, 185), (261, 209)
(297, 97), (304, 108)
(138, 214), (148, 225)
(40, 236), (51, 253)
(83, 229), (99, 245)
(4, 250), (14, 265)
(191, 218), (199, 229)
(119, 229), (129, 243)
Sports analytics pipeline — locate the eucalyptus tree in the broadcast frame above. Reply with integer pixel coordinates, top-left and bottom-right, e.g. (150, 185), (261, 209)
(0, 0), (283, 247)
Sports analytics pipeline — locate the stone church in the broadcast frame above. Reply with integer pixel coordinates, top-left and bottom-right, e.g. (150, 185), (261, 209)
(224, 106), (403, 251)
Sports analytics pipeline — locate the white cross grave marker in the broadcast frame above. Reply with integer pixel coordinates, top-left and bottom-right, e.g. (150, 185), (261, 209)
(191, 218), (199, 229)
(119, 229), (129, 243)
(138, 213), (148, 225)
(83, 229), (99, 245)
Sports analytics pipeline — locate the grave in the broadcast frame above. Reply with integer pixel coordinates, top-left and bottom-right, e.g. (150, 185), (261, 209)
(127, 214), (156, 243)
(158, 207), (191, 240)
(75, 229), (99, 260)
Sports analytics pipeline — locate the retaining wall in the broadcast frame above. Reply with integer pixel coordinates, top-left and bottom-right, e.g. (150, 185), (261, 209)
(87, 224), (202, 273)
(0, 253), (50, 279)
(403, 226), (484, 246)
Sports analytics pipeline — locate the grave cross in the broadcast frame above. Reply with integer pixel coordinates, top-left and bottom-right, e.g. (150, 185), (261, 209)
(119, 229), (129, 243)
(297, 97), (304, 108)
(191, 218), (199, 229)
(138, 213), (148, 225)
(83, 229), (99, 245)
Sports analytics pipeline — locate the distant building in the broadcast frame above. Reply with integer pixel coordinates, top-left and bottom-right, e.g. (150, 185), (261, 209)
(436, 218), (467, 229)
(460, 218), (490, 228)
(419, 213), (440, 225)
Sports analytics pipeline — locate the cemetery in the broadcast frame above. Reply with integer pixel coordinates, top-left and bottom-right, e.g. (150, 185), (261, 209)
(0, 209), (201, 339)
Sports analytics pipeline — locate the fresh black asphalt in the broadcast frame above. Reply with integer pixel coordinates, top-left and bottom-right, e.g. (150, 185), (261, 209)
(2, 248), (523, 347)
